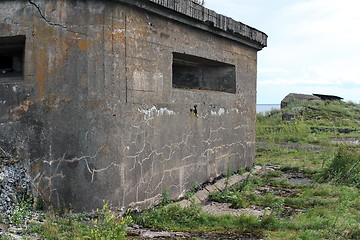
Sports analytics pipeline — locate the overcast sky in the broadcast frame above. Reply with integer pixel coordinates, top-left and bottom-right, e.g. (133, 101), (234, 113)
(205, 0), (360, 104)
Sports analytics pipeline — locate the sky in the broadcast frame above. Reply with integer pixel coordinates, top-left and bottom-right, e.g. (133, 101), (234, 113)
(205, 0), (360, 104)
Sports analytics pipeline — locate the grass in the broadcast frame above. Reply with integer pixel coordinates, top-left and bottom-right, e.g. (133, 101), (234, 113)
(2, 202), (132, 240)
(131, 164), (360, 239)
(131, 201), (276, 235)
(319, 146), (360, 188)
(256, 100), (360, 144)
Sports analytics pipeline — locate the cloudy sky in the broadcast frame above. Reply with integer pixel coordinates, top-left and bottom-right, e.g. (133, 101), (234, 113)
(205, 0), (360, 104)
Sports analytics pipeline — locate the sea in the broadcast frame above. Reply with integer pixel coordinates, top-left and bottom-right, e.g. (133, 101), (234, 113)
(256, 104), (280, 114)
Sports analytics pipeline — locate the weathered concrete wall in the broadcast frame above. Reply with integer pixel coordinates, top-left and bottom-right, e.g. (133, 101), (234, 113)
(0, 0), (266, 211)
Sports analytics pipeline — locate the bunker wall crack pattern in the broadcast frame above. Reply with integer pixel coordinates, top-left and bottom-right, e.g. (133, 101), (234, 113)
(123, 106), (252, 206)
(28, 0), (89, 36)
(33, 106), (253, 208)
(36, 145), (116, 205)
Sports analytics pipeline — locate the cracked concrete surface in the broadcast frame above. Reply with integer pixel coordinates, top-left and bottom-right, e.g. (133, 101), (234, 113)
(28, 0), (89, 36)
(0, 0), (265, 211)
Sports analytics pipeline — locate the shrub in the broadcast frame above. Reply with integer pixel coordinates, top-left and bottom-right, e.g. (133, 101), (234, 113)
(8, 199), (32, 226)
(89, 202), (132, 240)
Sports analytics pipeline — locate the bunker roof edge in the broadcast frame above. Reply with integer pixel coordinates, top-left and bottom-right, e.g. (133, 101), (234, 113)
(114, 0), (268, 50)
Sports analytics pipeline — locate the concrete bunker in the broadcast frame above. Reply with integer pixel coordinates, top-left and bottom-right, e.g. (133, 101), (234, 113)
(0, 0), (267, 211)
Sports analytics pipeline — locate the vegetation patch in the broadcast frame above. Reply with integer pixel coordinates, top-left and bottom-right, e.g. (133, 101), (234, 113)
(319, 146), (360, 188)
(1, 202), (132, 240)
(29, 203), (132, 240)
(257, 100), (360, 144)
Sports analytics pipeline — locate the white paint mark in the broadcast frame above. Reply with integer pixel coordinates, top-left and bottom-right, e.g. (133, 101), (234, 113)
(211, 108), (225, 116)
(138, 106), (176, 120)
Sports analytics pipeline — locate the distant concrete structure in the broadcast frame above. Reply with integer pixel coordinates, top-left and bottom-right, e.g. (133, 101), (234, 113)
(281, 93), (320, 109)
(312, 94), (343, 101)
(0, 0), (267, 211)
(281, 93), (343, 109)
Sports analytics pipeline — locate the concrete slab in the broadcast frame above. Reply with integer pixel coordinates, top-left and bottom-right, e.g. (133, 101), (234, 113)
(204, 185), (219, 193)
(227, 173), (250, 187)
(176, 199), (191, 208)
(213, 178), (228, 191)
(193, 189), (209, 202)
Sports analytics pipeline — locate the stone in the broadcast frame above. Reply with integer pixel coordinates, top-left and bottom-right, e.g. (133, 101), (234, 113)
(227, 173), (249, 187)
(140, 231), (172, 238)
(213, 178), (228, 191)
(204, 184), (218, 193)
(176, 199), (191, 208)
(193, 189), (210, 202)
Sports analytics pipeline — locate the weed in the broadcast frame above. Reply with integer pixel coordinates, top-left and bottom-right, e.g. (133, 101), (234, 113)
(160, 189), (173, 206)
(319, 146), (360, 188)
(131, 200), (276, 233)
(89, 202), (132, 240)
(182, 182), (200, 199)
(8, 198), (32, 226)
(29, 202), (132, 240)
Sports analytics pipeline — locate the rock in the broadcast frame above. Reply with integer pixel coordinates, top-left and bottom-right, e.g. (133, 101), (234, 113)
(176, 199), (191, 208)
(8, 226), (23, 234)
(0, 223), (9, 231)
(254, 165), (262, 170)
(193, 189), (209, 202)
(140, 231), (172, 238)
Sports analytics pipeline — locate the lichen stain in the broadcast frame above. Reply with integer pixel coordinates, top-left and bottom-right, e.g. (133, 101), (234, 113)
(87, 99), (106, 110)
(128, 24), (151, 39)
(112, 29), (126, 43)
(44, 94), (72, 112)
(79, 74), (88, 88)
(76, 39), (88, 51)
(31, 161), (40, 179)
(11, 100), (34, 120)
(102, 143), (111, 153)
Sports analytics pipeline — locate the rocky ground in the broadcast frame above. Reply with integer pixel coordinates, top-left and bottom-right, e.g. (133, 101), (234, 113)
(0, 148), (32, 221)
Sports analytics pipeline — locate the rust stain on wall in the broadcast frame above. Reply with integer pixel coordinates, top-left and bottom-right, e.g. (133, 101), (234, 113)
(11, 100), (34, 120)
(77, 39), (88, 51)
(44, 94), (72, 112)
(35, 47), (47, 98)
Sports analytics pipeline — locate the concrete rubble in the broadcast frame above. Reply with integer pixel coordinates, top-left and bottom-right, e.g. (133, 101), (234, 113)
(0, 149), (32, 221)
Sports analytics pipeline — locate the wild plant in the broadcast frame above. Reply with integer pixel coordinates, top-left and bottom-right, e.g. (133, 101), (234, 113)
(89, 202), (132, 240)
(8, 198), (32, 226)
(320, 146), (360, 188)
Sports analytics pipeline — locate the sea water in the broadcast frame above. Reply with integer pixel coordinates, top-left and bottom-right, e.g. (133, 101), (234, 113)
(256, 104), (280, 114)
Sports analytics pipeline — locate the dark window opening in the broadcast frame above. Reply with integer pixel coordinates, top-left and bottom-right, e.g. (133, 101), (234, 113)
(0, 36), (25, 80)
(172, 52), (236, 94)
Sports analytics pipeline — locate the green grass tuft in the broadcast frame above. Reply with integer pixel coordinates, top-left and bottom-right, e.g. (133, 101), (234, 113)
(319, 146), (360, 188)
